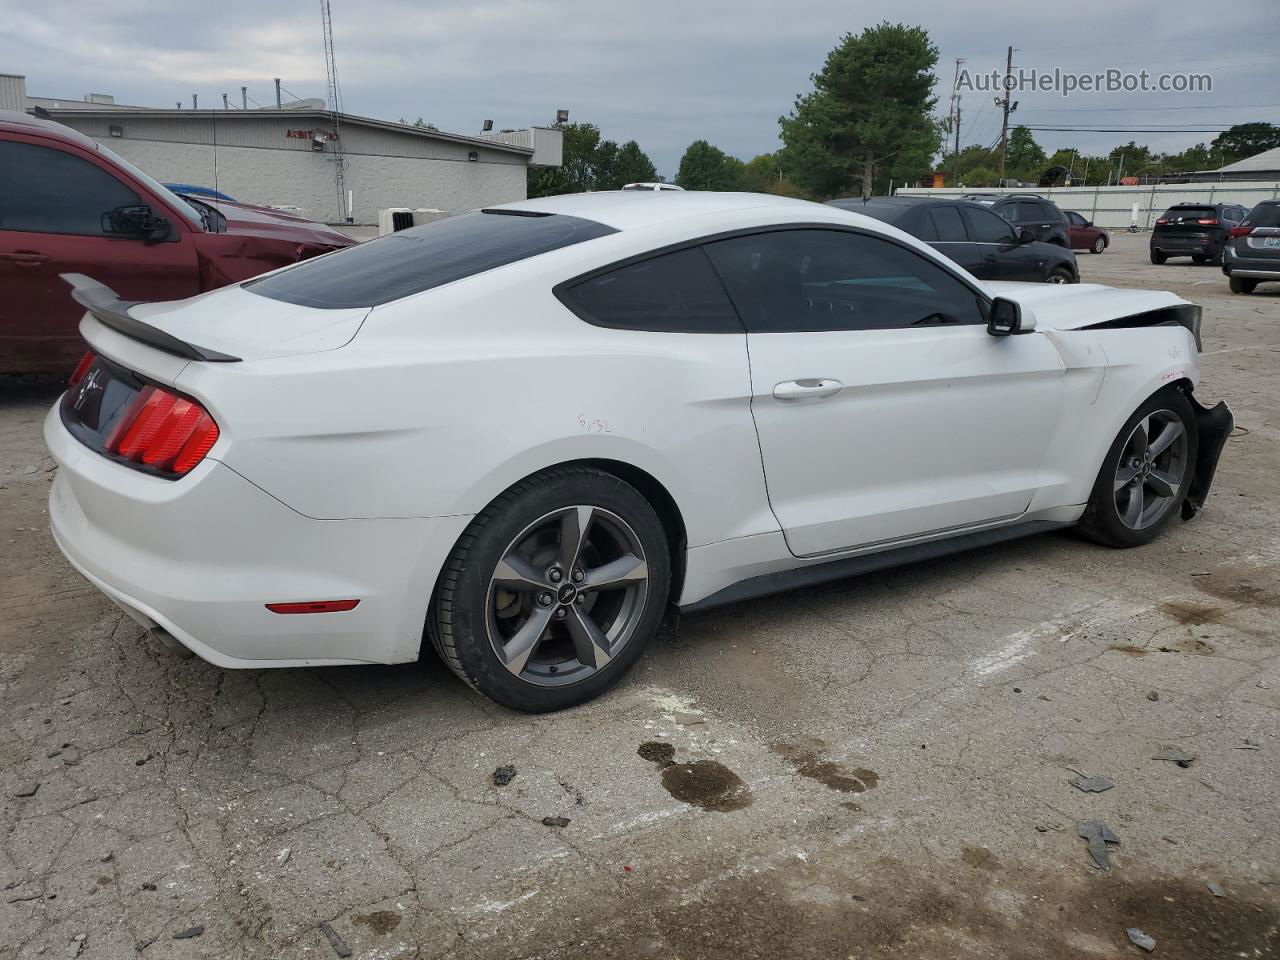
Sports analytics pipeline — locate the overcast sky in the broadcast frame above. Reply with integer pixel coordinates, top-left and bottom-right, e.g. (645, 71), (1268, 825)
(3, 0), (1277, 178)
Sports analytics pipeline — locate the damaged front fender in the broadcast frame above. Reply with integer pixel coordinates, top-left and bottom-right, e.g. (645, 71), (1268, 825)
(1179, 389), (1234, 520)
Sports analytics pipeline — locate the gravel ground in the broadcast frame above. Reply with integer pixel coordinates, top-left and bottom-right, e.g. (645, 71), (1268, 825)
(1, 232), (1277, 959)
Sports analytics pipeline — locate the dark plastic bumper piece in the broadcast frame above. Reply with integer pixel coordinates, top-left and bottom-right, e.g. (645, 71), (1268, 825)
(1181, 392), (1233, 520)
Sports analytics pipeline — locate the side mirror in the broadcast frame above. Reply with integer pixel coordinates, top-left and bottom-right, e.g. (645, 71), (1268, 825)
(1085, 220), (1094, 227)
(104, 204), (171, 242)
(1017, 228), (1035, 244)
(987, 297), (1038, 337)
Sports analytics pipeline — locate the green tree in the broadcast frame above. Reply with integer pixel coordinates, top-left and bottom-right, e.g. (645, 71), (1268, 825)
(528, 125), (661, 196)
(675, 140), (743, 190)
(779, 22), (940, 198)
(1210, 123), (1280, 165)
(961, 165), (1000, 188)
(1005, 126), (1046, 177)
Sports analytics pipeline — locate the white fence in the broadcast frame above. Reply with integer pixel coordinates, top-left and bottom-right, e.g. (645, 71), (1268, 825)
(896, 181), (1280, 231)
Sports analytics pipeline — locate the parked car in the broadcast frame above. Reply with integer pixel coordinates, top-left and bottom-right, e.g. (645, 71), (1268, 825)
(961, 193), (1071, 247)
(1150, 203), (1247, 265)
(46, 191), (1231, 712)
(828, 196), (1078, 283)
(164, 183), (237, 203)
(1064, 211), (1109, 254)
(0, 110), (354, 374)
(621, 182), (684, 191)
(1221, 200), (1280, 294)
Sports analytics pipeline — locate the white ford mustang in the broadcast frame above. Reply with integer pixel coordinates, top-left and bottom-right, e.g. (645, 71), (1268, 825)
(45, 192), (1232, 712)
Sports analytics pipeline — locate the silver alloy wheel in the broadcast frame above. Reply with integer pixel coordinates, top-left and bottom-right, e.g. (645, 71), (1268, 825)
(1113, 409), (1190, 530)
(1047, 271), (1070, 284)
(1092, 236), (1106, 254)
(485, 505), (649, 686)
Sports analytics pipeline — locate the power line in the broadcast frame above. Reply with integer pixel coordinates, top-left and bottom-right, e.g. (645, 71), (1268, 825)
(1021, 103), (1280, 113)
(1024, 126), (1236, 133)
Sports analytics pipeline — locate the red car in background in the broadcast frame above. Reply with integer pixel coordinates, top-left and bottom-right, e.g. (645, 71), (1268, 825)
(1064, 210), (1109, 254)
(0, 110), (354, 374)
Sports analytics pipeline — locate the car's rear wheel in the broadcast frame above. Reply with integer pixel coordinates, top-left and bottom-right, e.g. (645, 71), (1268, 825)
(428, 466), (671, 712)
(1091, 236), (1107, 254)
(1229, 276), (1257, 295)
(1078, 389), (1197, 548)
(1047, 266), (1074, 284)
(1150, 250), (1167, 265)
(1193, 254), (1210, 264)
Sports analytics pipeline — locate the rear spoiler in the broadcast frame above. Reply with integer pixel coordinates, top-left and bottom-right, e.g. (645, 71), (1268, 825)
(61, 273), (241, 363)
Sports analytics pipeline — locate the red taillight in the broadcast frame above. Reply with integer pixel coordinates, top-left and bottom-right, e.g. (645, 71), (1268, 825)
(1155, 218), (1169, 225)
(106, 384), (219, 476)
(266, 600), (361, 614)
(68, 351), (95, 388)
(1197, 218), (1218, 225)
(1230, 225), (1253, 238)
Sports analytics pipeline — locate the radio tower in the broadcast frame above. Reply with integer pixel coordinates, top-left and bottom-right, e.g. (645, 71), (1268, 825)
(321, 0), (349, 222)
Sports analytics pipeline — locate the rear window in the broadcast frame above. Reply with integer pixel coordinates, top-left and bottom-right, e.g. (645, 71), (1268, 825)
(1246, 203), (1280, 228)
(1160, 207), (1218, 221)
(245, 210), (616, 309)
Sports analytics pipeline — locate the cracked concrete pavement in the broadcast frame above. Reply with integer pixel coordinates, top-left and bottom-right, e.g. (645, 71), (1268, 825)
(1, 233), (1277, 959)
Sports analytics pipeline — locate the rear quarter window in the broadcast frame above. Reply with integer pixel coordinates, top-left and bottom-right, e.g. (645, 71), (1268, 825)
(556, 247), (743, 333)
(245, 210), (616, 309)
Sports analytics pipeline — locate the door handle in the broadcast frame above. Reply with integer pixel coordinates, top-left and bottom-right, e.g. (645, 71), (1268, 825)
(773, 379), (843, 401)
(0, 251), (51, 267)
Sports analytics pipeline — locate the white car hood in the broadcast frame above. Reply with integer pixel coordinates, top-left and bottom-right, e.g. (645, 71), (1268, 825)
(984, 282), (1191, 332)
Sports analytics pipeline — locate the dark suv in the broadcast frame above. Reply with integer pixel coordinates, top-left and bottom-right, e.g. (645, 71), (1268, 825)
(1150, 202), (1247, 265)
(1222, 200), (1280, 294)
(960, 193), (1070, 247)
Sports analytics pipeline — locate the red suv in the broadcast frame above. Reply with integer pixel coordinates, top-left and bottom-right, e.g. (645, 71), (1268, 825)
(0, 110), (354, 374)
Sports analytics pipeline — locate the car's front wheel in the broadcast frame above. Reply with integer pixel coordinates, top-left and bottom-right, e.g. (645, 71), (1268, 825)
(428, 467), (671, 712)
(1091, 236), (1107, 254)
(1078, 389), (1198, 548)
(1047, 266), (1074, 284)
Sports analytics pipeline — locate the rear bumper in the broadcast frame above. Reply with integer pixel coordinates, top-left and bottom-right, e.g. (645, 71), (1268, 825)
(1181, 395), (1233, 521)
(45, 403), (471, 668)
(1151, 236), (1222, 257)
(1221, 249), (1280, 280)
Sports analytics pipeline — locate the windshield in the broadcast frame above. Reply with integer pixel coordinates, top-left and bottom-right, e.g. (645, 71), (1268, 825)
(95, 143), (203, 228)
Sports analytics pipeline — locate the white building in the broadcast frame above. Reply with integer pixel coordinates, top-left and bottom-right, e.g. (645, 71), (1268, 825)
(0, 73), (562, 224)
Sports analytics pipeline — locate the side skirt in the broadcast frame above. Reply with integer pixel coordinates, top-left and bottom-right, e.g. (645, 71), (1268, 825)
(680, 519), (1072, 613)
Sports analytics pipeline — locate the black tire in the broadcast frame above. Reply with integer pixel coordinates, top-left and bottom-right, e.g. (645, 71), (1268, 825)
(1090, 236), (1107, 254)
(1150, 249), (1167, 265)
(1229, 276), (1257, 295)
(428, 466), (671, 712)
(1078, 388), (1198, 549)
(1192, 254), (1209, 264)
(1047, 265), (1075, 284)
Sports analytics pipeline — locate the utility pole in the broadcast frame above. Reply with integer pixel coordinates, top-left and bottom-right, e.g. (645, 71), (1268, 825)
(241, 86), (247, 109)
(949, 58), (964, 184)
(996, 45), (1018, 183)
(222, 93), (229, 110)
(274, 78), (282, 109)
(192, 93), (198, 110)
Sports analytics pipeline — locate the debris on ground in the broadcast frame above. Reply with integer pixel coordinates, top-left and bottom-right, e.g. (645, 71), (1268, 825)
(1152, 748), (1196, 768)
(1126, 927), (1156, 951)
(541, 816), (570, 828)
(172, 925), (204, 940)
(1206, 882), (1226, 897)
(140, 882), (156, 891)
(276, 847), (291, 866)
(319, 921), (352, 958)
(1069, 775), (1115, 793)
(637, 741), (676, 766)
(674, 712), (705, 725)
(492, 764), (517, 786)
(1147, 691), (1160, 702)
(1077, 820), (1120, 870)
(1234, 739), (1261, 751)
(11, 782), (39, 798)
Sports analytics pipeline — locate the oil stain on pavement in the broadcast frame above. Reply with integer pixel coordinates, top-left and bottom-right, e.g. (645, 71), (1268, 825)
(771, 737), (879, 794)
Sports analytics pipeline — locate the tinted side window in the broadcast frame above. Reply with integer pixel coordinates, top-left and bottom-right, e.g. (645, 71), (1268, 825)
(558, 247), (742, 333)
(1037, 202), (1063, 221)
(0, 140), (141, 236)
(1066, 212), (1086, 227)
(929, 207), (967, 242)
(1015, 201), (1044, 221)
(248, 210), (617, 309)
(704, 229), (986, 333)
(962, 207), (1018, 244)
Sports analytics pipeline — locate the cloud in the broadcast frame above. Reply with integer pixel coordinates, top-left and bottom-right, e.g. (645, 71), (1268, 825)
(3, 0), (1276, 176)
